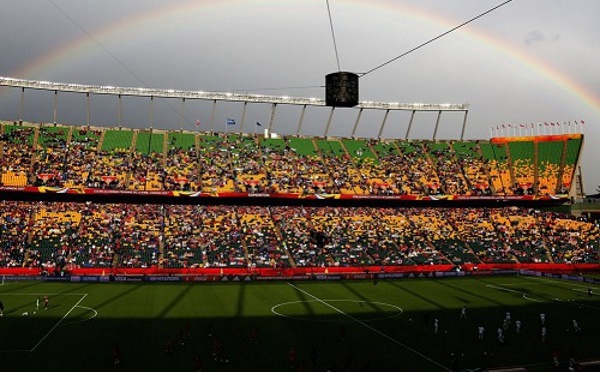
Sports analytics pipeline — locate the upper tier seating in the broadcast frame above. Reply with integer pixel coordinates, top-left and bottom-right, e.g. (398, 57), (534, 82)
(0, 122), (583, 197)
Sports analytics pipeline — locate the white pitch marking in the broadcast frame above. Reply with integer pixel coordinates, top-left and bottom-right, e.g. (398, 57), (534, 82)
(486, 282), (544, 286)
(60, 306), (98, 326)
(572, 288), (600, 295)
(0, 349), (31, 353)
(0, 293), (88, 296)
(486, 284), (544, 302)
(527, 276), (597, 290)
(288, 283), (451, 372)
(271, 299), (403, 322)
(30, 294), (88, 352)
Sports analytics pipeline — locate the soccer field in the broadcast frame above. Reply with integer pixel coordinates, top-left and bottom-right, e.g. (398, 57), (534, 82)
(1, 275), (599, 372)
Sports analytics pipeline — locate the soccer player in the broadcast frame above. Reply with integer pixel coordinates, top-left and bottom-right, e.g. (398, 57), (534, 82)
(164, 338), (173, 353)
(308, 346), (318, 368)
(503, 318), (510, 331)
(478, 326), (485, 340)
(43, 295), (49, 310)
(249, 325), (259, 345)
(505, 311), (511, 324)
(552, 349), (560, 367)
(36, 297), (40, 311)
(288, 346), (296, 367)
(434, 318), (439, 334)
(339, 324), (347, 342)
(541, 326), (547, 342)
(184, 323), (191, 340)
(0, 300), (4, 316)
(572, 319), (581, 332)
(112, 344), (121, 365)
(460, 306), (467, 320)
(588, 286), (593, 297)
(515, 320), (521, 334)
(540, 313), (545, 326)
(178, 328), (185, 346)
(194, 353), (203, 372)
(497, 328), (504, 343)
(212, 337), (224, 362)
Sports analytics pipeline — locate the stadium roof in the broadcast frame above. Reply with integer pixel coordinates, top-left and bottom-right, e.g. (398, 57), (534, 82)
(0, 76), (469, 112)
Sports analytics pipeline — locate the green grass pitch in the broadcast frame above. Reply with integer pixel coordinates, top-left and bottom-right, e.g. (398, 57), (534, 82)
(1, 275), (599, 372)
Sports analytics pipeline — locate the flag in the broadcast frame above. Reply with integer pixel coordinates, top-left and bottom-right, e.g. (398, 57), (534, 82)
(196, 119), (200, 126)
(227, 118), (236, 125)
(256, 122), (262, 126)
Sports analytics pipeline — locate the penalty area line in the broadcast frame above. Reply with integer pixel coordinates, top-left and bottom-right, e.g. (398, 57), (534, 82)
(527, 276), (597, 290)
(30, 293), (88, 352)
(0, 293), (88, 296)
(287, 283), (451, 372)
(486, 284), (544, 303)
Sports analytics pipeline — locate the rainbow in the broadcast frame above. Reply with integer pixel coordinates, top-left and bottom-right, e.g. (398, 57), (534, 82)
(9, 0), (600, 117)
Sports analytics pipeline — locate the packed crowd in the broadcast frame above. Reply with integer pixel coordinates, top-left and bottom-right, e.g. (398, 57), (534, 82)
(0, 122), (581, 197)
(1, 201), (598, 271)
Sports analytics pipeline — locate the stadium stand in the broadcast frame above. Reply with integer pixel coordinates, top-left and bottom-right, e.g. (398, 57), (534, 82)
(537, 139), (563, 195)
(0, 121), (596, 277)
(0, 122), (583, 198)
(165, 132), (200, 191)
(1, 201), (598, 272)
(562, 137), (583, 194)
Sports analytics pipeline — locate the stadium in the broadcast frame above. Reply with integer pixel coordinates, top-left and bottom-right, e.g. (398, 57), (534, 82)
(0, 75), (599, 372)
(2, 2), (600, 372)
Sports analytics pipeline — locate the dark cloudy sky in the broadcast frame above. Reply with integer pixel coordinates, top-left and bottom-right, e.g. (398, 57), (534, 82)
(1, 0), (599, 193)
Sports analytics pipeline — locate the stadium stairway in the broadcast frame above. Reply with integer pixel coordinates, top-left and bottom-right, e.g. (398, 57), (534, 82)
(504, 143), (516, 191)
(32, 125), (40, 149)
(96, 130), (106, 150)
(131, 130), (138, 154)
(555, 139), (569, 192)
(478, 142), (497, 194)
(533, 140), (539, 194)
(271, 216), (296, 268)
(162, 132), (168, 167)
